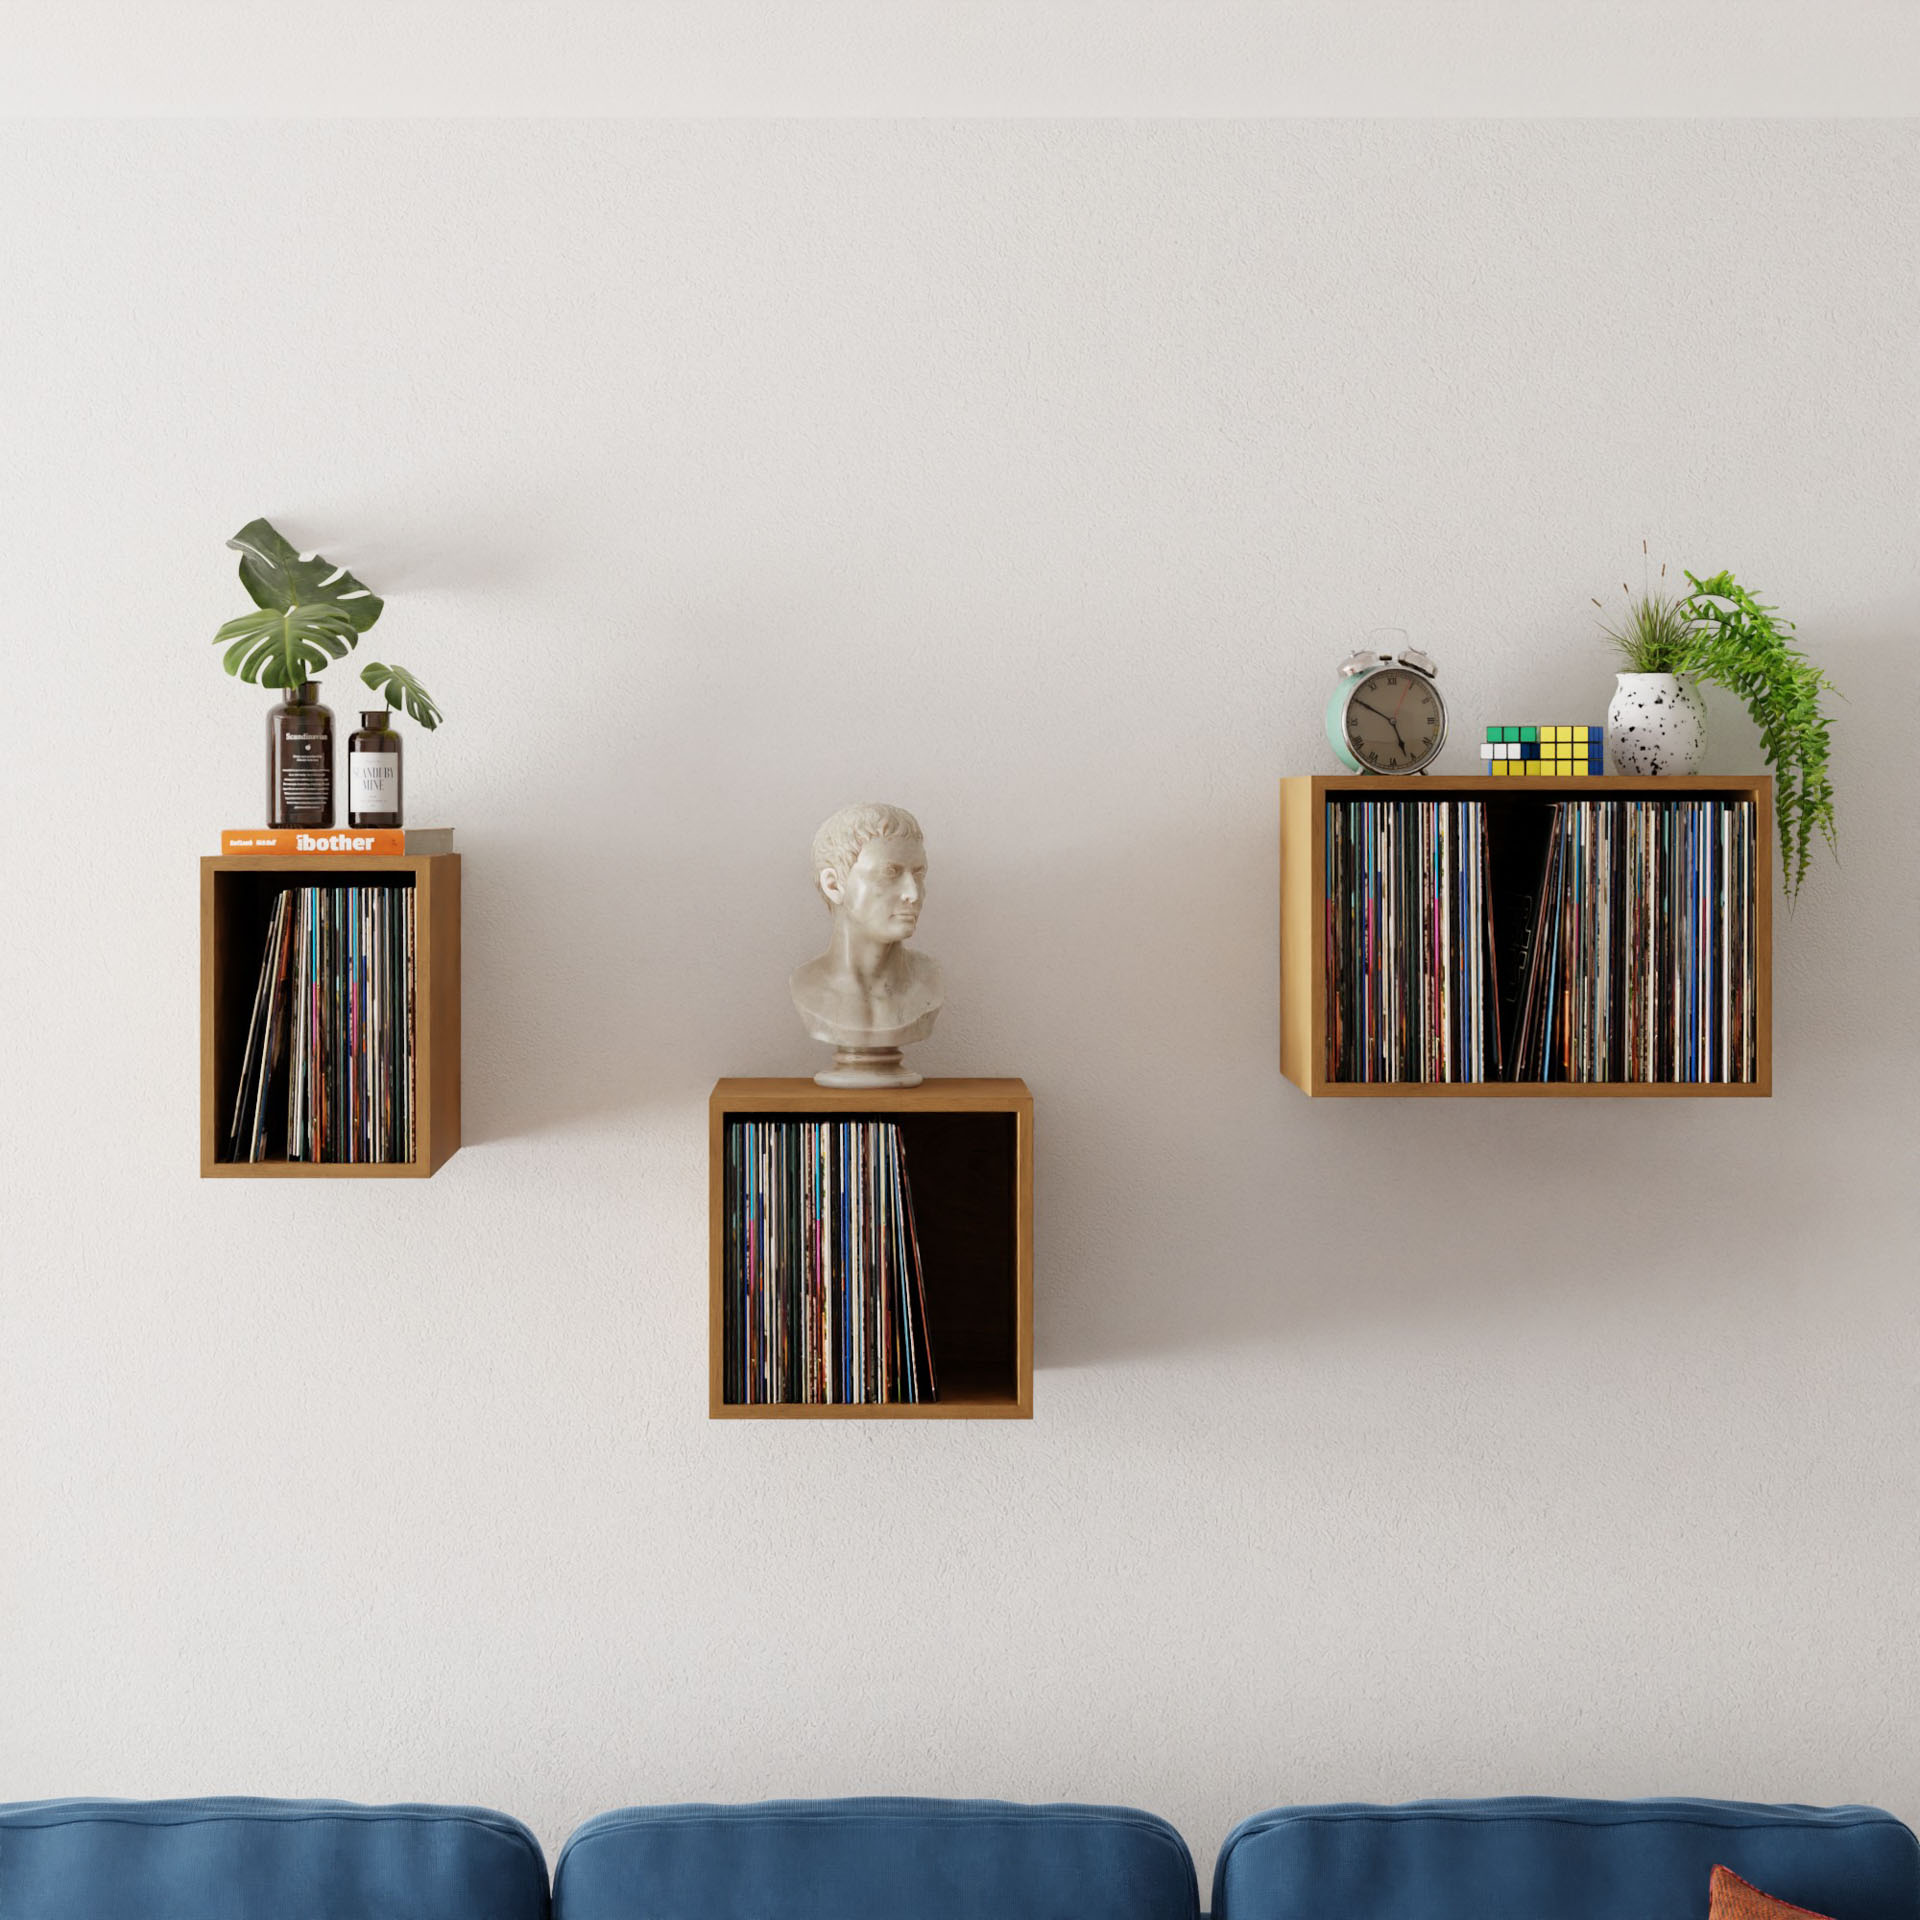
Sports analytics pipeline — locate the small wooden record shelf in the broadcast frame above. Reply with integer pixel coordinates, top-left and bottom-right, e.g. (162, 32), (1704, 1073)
(1280, 774), (1772, 1098)
(709, 1078), (1034, 1419)
(200, 852), (461, 1176)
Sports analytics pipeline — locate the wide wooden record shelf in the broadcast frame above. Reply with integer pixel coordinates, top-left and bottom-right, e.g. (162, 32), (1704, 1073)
(1280, 774), (1772, 1098)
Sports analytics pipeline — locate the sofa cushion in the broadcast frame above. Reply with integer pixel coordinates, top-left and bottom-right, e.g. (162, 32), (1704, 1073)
(1211, 1799), (1920, 1920)
(553, 1797), (1198, 1920)
(0, 1796), (549, 1920)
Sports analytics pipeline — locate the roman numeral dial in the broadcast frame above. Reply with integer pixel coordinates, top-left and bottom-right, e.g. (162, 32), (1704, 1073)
(1340, 667), (1446, 774)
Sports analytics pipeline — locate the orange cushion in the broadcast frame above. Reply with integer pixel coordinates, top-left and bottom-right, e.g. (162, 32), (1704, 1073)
(1710, 1864), (1838, 1920)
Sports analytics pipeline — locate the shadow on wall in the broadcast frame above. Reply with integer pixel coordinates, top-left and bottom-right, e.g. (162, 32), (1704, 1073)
(459, 822), (669, 1143)
(453, 576), (979, 1145)
(990, 819), (1875, 1376)
(450, 598), (1914, 1371)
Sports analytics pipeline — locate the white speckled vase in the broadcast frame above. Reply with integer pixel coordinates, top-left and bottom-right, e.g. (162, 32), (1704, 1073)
(1606, 672), (1705, 775)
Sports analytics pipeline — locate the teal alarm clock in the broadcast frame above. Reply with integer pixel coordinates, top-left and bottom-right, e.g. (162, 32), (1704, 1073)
(1325, 640), (1446, 774)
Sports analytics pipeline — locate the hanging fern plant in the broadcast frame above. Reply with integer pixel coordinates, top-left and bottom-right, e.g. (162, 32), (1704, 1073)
(1679, 570), (1836, 906)
(212, 518), (444, 726)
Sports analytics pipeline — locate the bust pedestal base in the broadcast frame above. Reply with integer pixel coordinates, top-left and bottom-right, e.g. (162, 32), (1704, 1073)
(814, 1045), (921, 1090)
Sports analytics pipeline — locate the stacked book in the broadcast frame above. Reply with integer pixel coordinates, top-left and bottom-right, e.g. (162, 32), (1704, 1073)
(723, 1119), (938, 1406)
(1324, 795), (1758, 1085)
(222, 827), (452, 856)
(228, 885), (417, 1163)
(1324, 797), (1500, 1083)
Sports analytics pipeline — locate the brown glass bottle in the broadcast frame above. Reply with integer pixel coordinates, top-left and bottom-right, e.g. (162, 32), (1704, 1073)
(348, 709), (403, 828)
(267, 683), (334, 828)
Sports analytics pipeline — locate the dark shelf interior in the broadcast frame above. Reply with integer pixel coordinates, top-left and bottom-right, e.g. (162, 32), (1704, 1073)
(1328, 790), (1759, 1085)
(720, 1109), (1020, 1406)
(210, 866), (417, 1166)
(1482, 798), (1557, 1060)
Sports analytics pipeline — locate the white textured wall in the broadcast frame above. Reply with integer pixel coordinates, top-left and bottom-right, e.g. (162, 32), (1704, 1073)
(2, 119), (1917, 1876)
(5, 1), (1919, 115)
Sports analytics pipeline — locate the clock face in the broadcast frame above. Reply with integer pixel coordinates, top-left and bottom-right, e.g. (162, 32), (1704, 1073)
(1342, 667), (1445, 773)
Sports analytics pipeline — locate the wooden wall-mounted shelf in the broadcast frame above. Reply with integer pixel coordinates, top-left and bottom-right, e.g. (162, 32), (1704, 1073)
(709, 1077), (1033, 1419)
(200, 852), (461, 1176)
(1280, 774), (1772, 1098)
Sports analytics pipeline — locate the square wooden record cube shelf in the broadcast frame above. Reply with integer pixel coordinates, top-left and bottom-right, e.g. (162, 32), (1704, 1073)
(1279, 774), (1773, 1099)
(200, 853), (461, 1176)
(709, 1078), (1034, 1419)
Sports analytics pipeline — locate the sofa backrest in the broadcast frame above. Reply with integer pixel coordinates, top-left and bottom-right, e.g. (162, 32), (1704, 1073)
(552, 1796), (1200, 1920)
(0, 1797), (550, 1920)
(1211, 1798), (1920, 1920)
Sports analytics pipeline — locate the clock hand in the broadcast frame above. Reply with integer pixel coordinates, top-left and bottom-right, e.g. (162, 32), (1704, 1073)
(1352, 697), (1410, 752)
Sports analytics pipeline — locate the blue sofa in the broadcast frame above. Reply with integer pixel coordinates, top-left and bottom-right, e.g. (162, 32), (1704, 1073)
(3, 1793), (1914, 1918)
(1211, 1798), (1920, 1920)
(0, 1797), (549, 1920)
(554, 1796), (1199, 1918)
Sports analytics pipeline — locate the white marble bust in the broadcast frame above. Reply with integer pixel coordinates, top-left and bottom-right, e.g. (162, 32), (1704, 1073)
(791, 801), (944, 1088)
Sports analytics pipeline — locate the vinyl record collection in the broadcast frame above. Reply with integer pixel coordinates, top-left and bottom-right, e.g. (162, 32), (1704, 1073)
(1324, 798), (1500, 1083)
(1325, 796), (1758, 1085)
(1511, 798), (1756, 1084)
(723, 1119), (938, 1406)
(228, 884), (417, 1162)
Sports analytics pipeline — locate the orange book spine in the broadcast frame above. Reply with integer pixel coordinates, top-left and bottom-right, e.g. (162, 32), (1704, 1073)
(221, 828), (407, 856)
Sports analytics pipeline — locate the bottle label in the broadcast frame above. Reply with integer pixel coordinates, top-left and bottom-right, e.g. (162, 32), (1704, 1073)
(350, 751), (399, 813)
(280, 734), (329, 806)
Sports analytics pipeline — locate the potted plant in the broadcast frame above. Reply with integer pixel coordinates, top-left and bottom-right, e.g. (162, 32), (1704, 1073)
(213, 518), (441, 828)
(1598, 565), (1837, 904)
(1598, 582), (1708, 777)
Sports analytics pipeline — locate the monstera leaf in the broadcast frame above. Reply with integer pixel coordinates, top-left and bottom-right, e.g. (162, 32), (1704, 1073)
(217, 603), (362, 687)
(212, 518), (383, 689)
(360, 661), (443, 730)
(230, 518), (384, 631)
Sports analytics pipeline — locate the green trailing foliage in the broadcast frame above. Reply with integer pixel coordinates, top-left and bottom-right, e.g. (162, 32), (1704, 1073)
(1595, 562), (1837, 905)
(1678, 570), (1837, 907)
(211, 518), (444, 726)
(360, 660), (443, 731)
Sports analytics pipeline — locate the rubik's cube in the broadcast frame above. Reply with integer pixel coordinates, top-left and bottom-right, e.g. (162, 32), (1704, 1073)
(1480, 724), (1605, 776)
